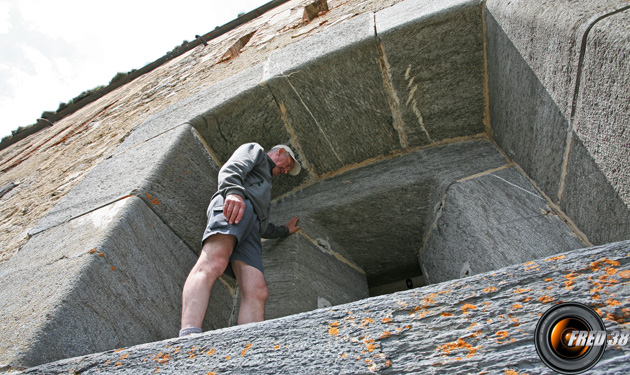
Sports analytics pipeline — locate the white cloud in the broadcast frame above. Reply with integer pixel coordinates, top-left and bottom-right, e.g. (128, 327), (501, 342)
(0, 0), (269, 138)
(0, 1), (10, 34)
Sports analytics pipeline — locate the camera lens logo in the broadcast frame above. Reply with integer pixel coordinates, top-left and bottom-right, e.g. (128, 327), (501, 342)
(535, 302), (607, 374)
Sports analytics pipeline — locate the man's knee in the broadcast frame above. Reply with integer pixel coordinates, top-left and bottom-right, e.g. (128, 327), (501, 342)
(242, 281), (268, 303)
(193, 256), (228, 280)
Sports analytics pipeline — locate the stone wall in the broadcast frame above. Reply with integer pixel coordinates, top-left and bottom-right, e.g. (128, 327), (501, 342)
(0, 0), (628, 371)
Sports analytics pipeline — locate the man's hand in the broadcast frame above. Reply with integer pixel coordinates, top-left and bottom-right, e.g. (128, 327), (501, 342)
(224, 194), (246, 224)
(286, 217), (301, 234)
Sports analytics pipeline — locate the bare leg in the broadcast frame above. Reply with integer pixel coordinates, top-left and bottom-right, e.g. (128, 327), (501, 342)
(231, 260), (268, 324)
(181, 233), (236, 330)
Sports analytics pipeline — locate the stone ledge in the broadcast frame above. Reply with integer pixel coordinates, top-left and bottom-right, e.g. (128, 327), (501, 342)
(0, 196), (236, 368)
(28, 124), (219, 253)
(21, 240), (630, 374)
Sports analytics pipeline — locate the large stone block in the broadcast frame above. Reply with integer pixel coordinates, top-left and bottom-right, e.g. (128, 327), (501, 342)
(28, 124), (218, 253)
(484, 0), (628, 202)
(422, 167), (585, 284)
(271, 139), (508, 287)
(265, 13), (401, 176)
(565, 9), (630, 244)
(117, 65), (279, 153)
(376, 0), (486, 146)
(22, 240), (630, 374)
(188, 64), (307, 198)
(562, 137), (630, 245)
(263, 234), (368, 320)
(0, 197), (236, 368)
(485, 9), (570, 200)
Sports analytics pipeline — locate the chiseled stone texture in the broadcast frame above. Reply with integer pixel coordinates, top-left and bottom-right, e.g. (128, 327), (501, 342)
(562, 137), (630, 246)
(422, 167), (585, 284)
(484, 0), (629, 202)
(265, 13), (400, 176)
(263, 234), (368, 320)
(28, 124), (218, 253)
(564, 9), (630, 245)
(270, 139), (508, 287)
(376, 0), (486, 147)
(0, 197), (236, 368)
(22, 240), (630, 374)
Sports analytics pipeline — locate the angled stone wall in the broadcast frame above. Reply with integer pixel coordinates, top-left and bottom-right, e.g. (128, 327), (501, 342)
(485, 0), (630, 244)
(1, 0), (628, 371)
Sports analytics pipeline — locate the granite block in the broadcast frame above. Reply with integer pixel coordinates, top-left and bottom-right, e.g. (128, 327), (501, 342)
(376, 0), (486, 146)
(421, 167), (585, 284)
(28, 124), (218, 253)
(0, 197), (235, 368)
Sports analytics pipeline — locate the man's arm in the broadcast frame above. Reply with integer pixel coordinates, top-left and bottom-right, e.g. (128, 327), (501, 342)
(261, 217), (301, 239)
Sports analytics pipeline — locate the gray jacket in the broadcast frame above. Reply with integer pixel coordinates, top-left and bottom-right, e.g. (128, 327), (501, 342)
(212, 143), (289, 239)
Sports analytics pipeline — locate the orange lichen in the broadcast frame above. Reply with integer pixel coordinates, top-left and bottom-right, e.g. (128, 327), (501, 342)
(436, 338), (481, 358)
(329, 327), (339, 336)
(524, 262), (535, 266)
(525, 265), (539, 271)
(538, 296), (554, 303)
(441, 312), (453, 317)
(514, 288), (531, 294)
(362, 318), (374, 326)
(606, 299), (621, 307)
(462, 303), (477, 314)
(99, 252), (105, 257)
(590, 258), (620, 272)
(605, 267), (618, 276)
(381, 318), (392, 324)
(120, 354), (129, 360)
(544, 278), (553, 282)
(225, 355), (231, 361)
(546, 255), (566, 261)
(483, 287), (498, 293)
(89, 248), (97, 254)
(619, 270), (630, 279)
(241, 343), (252, 356)
(512, 304), (523, 309)
(111, 266), (116, 271)
(206, 348), (215, 356)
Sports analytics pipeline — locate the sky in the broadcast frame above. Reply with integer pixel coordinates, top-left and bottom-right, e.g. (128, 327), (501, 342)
(0, 0), (270, 139)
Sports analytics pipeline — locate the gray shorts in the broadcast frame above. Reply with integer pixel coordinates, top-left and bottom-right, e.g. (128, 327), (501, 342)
(202, 194), (262, 278)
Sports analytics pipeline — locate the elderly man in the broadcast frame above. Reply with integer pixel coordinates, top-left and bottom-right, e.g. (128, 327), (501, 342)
(179, 143), (301, 337)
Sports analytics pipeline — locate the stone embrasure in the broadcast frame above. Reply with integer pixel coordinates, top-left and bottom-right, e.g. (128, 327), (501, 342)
(22, 240), (630, 374)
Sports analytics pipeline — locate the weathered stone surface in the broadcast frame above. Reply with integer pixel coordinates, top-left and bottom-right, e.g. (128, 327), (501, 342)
(23, 241), (630, 374)
(0, 197), (236, 368)
(562, 137), (630, 246)
(263, 234), (368, 320)
(265, 13), (401, 176)
(188, 65), (307, 198)
(565, 9), (630, 245)
(376, 0), (486, 146)
(270, 139), (508, 287)
(485, 9), (570, 200)
(117, 65), (274, 153)
(28, 124), (218, 253)
(484, 0), (629, 202)
(422, 167), (585, 284)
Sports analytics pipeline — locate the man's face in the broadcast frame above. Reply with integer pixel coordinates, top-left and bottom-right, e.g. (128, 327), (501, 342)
(269, 149), (295, 176)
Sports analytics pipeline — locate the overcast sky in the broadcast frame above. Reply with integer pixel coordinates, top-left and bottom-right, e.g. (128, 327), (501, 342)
(0, 0), (269, 138)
